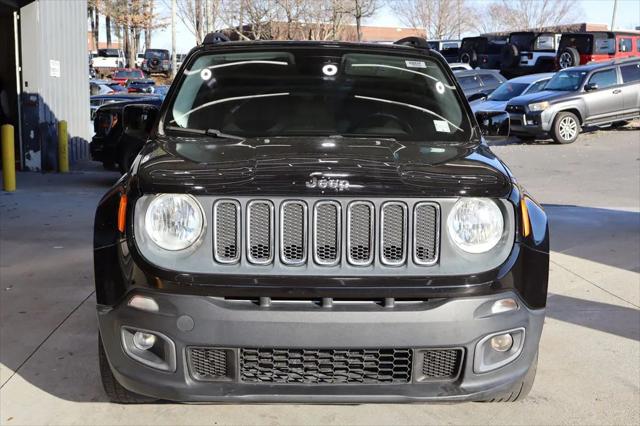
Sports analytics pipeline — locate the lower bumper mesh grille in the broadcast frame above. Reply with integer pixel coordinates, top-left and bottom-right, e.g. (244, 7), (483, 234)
(187, 347), (229, 381)
(187, 347), (464, 384)
(240, 347), (412, 384)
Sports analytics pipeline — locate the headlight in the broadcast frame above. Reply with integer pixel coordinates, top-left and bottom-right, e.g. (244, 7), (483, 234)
(528, 101), (549, 112)
(447, 198), (504, 253)
(144, 194), (205, 250)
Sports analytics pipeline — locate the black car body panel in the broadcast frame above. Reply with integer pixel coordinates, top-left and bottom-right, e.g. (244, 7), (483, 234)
(454, 69), (507, 101)
(90, 96), (163, 169)
(94, 39), (549, 403)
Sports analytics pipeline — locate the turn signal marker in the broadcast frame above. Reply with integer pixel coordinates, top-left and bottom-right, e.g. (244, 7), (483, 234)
(118, 194), (128, 233)
(521, 197), (531, 238)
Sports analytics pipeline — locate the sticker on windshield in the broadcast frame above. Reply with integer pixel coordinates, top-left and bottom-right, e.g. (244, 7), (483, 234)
(433, 120), (450, 133)
(405, 60), (427, 69)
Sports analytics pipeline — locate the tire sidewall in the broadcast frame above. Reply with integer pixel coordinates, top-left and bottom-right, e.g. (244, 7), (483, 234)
(552, 112), (580, 144)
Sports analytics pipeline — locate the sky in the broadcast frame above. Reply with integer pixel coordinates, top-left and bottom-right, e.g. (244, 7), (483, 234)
(121, 0), (640, 53)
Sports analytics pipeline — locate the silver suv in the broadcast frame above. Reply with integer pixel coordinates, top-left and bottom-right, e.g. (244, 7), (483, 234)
(506, 57), (640, 143)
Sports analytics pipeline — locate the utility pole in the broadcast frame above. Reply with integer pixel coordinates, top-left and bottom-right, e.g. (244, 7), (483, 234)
(206, 0), (214, 34)
(611, 0), (618, 30)
(171, 0), (177, 78)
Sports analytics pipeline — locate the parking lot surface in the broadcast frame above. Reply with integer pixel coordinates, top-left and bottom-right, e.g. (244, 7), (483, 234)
(1, 126), (639, 425)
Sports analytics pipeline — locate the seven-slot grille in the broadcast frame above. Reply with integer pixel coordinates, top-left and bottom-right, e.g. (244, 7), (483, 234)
(214, 199), (440, 267)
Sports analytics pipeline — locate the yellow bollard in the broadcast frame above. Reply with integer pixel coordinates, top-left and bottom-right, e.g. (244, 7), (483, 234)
(1, 124), (16, 192)
(58, 120), (69, 173)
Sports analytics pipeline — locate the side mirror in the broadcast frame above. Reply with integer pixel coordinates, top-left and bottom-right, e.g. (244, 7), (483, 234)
(584, 82), (599, 91)
(475, 111), (510, 140)
(123, 104), (159, 138)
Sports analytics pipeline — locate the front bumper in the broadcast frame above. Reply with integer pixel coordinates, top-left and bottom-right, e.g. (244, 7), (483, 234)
(508, 111), (552, 136)
(98, 290), (545, 403)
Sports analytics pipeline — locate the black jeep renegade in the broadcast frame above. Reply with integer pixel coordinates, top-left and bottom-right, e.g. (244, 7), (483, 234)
(94, 35), (549, 403)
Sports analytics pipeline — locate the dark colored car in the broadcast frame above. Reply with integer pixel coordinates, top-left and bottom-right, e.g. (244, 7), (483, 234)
(90, 96), (164, 173)
(427, 40), (462, 63)
(126, 79), (156, 93)
(111, 68), (146, 85)
(458, 36), (508, 69)
(141, 48), (172, 77)
(506, 57), (640, 143)
(95, 37), (549, 404)
(500, 32), (560, 77)
(556, 31), (640, 70)
(454, 69), (507, 101)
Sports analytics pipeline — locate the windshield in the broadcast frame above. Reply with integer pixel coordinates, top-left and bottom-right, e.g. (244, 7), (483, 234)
(164, 48), (473, 143)
(98, 49), (120, 57)
(114, 70), (143, 78)
(545, 70), (587, 91)
(487, 82), (529, 101)
(461, 38), (488, 53)
(146, 50), (169, 59)
(510, 34), (535, 50)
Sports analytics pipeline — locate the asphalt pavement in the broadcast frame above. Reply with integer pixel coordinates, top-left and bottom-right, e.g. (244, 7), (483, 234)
(0, 125), (638, 425)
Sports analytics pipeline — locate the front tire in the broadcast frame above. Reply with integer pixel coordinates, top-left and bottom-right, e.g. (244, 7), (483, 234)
(99, 336), (156, 404)
(551, 112), (581, 144)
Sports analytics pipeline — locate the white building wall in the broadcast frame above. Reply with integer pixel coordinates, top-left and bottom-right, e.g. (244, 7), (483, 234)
(20, 0), (89, 170)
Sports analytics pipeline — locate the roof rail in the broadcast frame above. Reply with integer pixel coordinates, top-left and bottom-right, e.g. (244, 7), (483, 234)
(393, 37), (430, 49)
(203, 32), (230, 45)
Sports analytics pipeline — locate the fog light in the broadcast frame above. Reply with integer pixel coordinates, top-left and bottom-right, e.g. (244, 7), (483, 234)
(490, 333), (513, 352)
(132, 331), (156, 351)
(491, 298), (518, 314)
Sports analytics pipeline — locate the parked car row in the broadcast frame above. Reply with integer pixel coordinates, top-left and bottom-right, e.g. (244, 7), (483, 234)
(467, 58), (639, 144)
(428, 30), (640, 78)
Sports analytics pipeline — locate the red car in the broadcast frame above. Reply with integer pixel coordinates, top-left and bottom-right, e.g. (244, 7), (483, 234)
(110, 68), (145, 85)
(556, 31), (640, 69)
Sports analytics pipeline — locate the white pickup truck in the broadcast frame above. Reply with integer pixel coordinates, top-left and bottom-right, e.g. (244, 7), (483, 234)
(91, 48), (126, 77)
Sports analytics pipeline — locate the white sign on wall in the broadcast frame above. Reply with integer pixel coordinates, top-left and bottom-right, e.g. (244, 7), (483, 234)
(49, 60), (61, 78)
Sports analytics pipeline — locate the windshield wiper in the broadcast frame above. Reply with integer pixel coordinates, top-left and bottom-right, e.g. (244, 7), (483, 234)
(164, 126), (244, 141)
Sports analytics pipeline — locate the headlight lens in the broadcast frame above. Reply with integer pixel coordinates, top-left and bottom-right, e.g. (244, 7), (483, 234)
(447, 198), (504, 253)
(144, 194), (204, 250)
(528, 101), (549, 112)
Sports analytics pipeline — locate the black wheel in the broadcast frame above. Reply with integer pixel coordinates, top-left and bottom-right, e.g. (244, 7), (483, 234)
(477, 352), (538, 402)
(558, 47), (580, 69)
(99, 336), (156, 404)
(118, 144), (140, 174)
(611, 120), (630, 128)
(550, 111), (581, 144)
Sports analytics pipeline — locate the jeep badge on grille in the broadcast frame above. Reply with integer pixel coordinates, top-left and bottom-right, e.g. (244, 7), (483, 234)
(305, 177), (350, 191)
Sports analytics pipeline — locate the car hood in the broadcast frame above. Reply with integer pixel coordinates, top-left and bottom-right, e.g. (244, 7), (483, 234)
(507, 90), (571, 106)
(470, 99), (507, 113)
(134, 136), (512, 198)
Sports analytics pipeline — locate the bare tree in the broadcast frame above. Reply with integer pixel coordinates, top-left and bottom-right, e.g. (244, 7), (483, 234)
(345, 0), (378, 41)
(392, 0), (472, 40)
(472, 0), (581, 33)
(165, 0), (220, 44)
(145, 0), (155, 49)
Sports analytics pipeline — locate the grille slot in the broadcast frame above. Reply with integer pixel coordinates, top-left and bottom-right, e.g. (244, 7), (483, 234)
(419, 348), (463, 381)
(380, 202), (407, 266)
(247, 200), (274, 264)
(413, 202), (439, 265)
(213, 200), (240, 263)
(240, 347), (412, 384)
(280, 201), (307, 265)
(347, 202), (374, 266)
(187, 347), (230, 381)
(313, 201), (341, 266)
